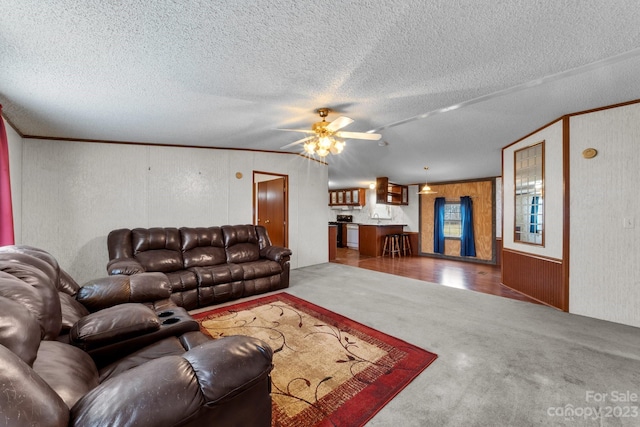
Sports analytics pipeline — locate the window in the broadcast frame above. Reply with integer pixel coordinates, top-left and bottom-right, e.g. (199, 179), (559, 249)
(443, 202), (461, 238)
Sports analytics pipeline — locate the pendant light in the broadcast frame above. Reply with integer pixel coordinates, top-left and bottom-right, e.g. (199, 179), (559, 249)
(418, 166), (437, 194)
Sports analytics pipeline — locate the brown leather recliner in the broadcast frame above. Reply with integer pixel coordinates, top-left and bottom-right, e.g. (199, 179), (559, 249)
(0, 245), (273, 427)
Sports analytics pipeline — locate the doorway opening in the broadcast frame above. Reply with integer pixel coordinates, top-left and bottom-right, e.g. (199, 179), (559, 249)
(253, 171), (288, 247)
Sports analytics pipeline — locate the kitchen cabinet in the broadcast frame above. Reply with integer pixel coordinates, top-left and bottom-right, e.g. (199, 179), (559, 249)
(376, 177), (408, 205)
(328, 225), (337, 261)
(328, 188), (366, 207)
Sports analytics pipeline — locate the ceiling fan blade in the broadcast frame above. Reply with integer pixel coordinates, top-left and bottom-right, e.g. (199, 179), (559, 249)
(277, 128), (315, 133)
(326, 116), (354, 132)
(334, 131), (382, 140)
(280, 135), (315, 149)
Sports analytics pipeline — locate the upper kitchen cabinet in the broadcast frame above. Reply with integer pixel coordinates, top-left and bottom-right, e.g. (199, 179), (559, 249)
(376, 177), (408, 205)
(329, 188), (366, 207)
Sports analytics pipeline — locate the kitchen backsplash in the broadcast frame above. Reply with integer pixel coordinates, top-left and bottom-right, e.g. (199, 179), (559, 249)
(328, 188), (418, 231)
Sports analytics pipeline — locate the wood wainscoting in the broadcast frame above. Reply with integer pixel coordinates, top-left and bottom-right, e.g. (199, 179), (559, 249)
(501, 249), (567, 310)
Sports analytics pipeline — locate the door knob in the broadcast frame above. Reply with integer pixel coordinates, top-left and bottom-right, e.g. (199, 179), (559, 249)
(265, 219), (270, 224)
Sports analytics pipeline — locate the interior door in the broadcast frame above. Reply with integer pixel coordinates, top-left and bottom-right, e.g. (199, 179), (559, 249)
(256, 176), (286, 247)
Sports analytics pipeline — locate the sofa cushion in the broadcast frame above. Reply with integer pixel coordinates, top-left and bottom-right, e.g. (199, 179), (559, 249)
(165, 270), (200, 310)
(135, 249), (183, 273)
(33, 341), (99, 409)
(237, 260), (283, 280)
(180, 227), (226, 267)
(70, 303), (160, 351)
(0, 246), (60, 285)
(132, 228), (183, 272)
(0, 293), (42, 366)
(198, 280), (244, 307)
(190, 264), (244, 287)
(165, 270), (198, 292)
(58, 268), (81, 295)
(59, 292), (90, 332)
(0, 345), (70, 427)
(0, 257), (62, 340)
(98, 335), (188, 382)
(223, 225), (261, 264)
(132, 228), (182, 252)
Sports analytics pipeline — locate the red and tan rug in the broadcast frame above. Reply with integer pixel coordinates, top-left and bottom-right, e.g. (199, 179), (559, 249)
(193, 293), (438, 427)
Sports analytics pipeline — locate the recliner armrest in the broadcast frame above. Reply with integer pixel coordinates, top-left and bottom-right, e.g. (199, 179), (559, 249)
(260, 246), (292, 263)
(77, 273), (172, 312)
(107, 258), (145, 275)
(87, 306), (199, 368)
(70, 303), (160, 352)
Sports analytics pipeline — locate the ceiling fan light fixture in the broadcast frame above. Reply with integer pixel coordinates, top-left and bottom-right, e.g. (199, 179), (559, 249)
(308, 134), (347, 158)
(318, 136), (333, 149)
(329, 140), (346, 155)
(316, 147), (330, 157)
(279, 107), (381, 158)
(303, 141), (316, 154)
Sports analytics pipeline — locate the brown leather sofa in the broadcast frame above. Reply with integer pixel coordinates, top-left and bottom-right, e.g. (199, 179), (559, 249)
(107, 225), (292, 310)
(0, 245), (273, 427)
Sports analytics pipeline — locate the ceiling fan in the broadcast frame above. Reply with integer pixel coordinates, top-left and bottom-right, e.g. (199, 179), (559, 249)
(279, 108), (382, 157)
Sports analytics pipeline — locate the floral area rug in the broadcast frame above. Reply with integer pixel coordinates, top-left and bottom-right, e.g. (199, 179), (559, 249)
(193, 293), (437, 427)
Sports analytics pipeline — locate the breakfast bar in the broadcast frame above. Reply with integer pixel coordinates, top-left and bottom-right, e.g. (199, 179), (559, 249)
(358, 224), (406, 257)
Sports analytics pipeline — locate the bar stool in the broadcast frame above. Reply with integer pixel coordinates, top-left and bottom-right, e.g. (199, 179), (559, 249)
(400, 233), (412, 256)
(382, 234), (401, 258)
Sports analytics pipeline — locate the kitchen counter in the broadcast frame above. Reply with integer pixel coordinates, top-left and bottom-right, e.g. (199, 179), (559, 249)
(358, 224), (406, 257)
(357, 223), (407, 227)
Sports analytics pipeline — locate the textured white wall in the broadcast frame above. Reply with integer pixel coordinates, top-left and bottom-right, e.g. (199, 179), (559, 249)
(569, 103), (640, 327)
(3, 118), (22, 244)
(503, 120), (564, 260)
(21, 139), (328, 283)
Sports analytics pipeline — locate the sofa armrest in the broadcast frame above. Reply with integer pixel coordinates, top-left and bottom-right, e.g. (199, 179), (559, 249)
(70, 336), (273, 427)
(77, 273), (172, 312)
(260, 246), (292, 263)
(106, 257), (145, 275)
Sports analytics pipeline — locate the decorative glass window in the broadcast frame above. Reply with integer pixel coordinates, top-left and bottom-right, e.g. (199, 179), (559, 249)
(443, 202), (461, 238)
(514, 141), (544, 245)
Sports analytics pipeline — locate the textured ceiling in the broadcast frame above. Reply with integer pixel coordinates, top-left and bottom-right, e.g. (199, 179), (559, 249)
(2, 1), (640, 189)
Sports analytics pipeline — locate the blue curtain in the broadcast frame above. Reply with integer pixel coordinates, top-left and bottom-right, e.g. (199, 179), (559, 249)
(460, 196), (476, 257)
(530, 196), (539, 233)
(433, 197), (445, 254)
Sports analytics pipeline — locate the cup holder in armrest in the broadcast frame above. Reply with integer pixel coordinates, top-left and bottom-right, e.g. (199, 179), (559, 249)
(162, 317), (181, 325)
(158, 311), (175, 318)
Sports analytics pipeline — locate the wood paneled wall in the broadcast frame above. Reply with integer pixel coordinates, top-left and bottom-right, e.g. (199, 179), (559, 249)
(420, 178), (495, 262)
(502, 249), (566, 310)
